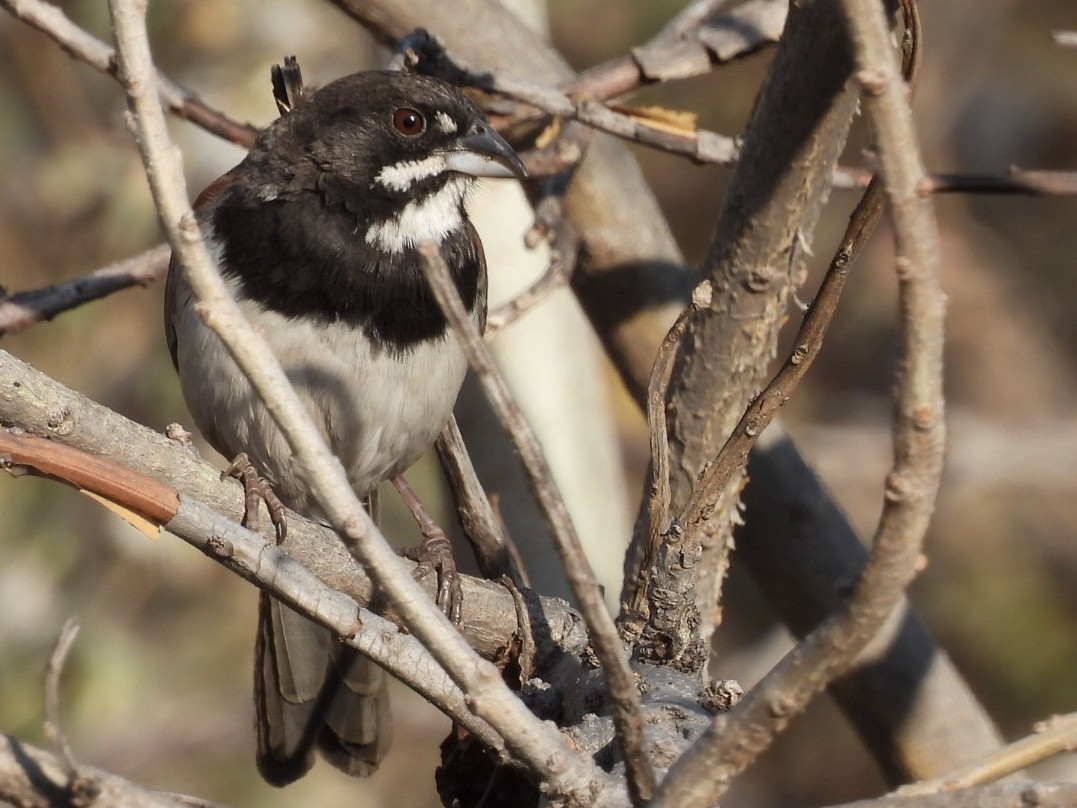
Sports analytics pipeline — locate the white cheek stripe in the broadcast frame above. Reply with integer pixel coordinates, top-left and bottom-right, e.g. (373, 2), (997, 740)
(374, 153), (449, 192)
(365, 177), (472, 253)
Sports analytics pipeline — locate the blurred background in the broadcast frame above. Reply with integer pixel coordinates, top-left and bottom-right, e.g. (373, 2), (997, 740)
(1, 1), (1075, 806)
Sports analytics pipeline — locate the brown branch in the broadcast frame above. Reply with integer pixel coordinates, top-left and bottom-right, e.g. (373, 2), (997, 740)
(394, 29), (738, 166)
(0, 0), (256, 147)
(418, 242), (655, 804)
(623, 0), (864, 673)
(679, 177), (885, 538)
(0, 245), (169, 338)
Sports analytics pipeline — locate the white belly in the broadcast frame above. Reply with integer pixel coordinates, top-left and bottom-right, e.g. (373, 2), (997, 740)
(171, 274), (469, 513)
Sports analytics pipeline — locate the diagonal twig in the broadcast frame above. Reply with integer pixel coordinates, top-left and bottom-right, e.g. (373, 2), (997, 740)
(0, 245), (169, 338)
(896, 711), (1077, 796)
(418, 241), (657, 805)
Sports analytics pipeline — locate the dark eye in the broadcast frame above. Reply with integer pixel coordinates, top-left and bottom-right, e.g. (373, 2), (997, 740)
(392, 108), (426, 137)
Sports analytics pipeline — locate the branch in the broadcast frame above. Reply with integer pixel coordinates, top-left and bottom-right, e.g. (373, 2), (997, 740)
(435, 415), (529, 587)
(0, 0), (256, 147)
(896, 712), (1077, 796)
(623, 0), (864, 672)
(0, 245), (169, 338)
(651, 0), (947, 800)
(827, 782), (1077, 808)
(103, 1), (609, 800)
(418, 243), (655, 804)
(0, 427), (507, 752)
(0, 733), (195, 808)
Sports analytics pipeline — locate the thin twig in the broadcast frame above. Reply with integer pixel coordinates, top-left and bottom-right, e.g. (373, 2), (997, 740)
(0, 0), (256, 147)
(396, 30), (738, 166)
(418, 242), (657, 805)
(652, 0), (947, 801)
(43, 617), (80, 780)
(678, 179), (884, 531)
(435, 415), (529, 588)
(485, 201), (581, 337)
(0, 245), (169, 338)
(896, 712), (1077, 796)
(105, 0), (606, 799)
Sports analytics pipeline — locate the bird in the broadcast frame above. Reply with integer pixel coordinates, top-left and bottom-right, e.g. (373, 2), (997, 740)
(164, 68), (525, 785)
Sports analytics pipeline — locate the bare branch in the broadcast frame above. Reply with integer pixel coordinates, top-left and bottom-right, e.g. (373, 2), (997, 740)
(0, 0), (256, 147)
(103, 0), (608, 800)
(42, 618), (80, 780)
(0, 427), (504, 751)
(435, 415), (529, 587)
(896, 712), (1077, 796)
(0, 733), (194, 808)
(418, 242), (655, 804)
(651, 0), (947, 801)
(0, 245), (169, 338)
(827, 781), (1077, 808)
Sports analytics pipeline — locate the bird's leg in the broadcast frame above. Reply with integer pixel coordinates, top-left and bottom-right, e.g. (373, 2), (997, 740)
(391, 474), (462, 623)
(223, 452), (288, 543)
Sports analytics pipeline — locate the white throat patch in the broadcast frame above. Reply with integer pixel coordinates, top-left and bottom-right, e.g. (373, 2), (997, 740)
(365, 176), (472, 253)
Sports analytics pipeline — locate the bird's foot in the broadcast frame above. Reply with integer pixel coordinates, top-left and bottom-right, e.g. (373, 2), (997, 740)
(223, 452), (288, 543)
(392, 475), (463, 623)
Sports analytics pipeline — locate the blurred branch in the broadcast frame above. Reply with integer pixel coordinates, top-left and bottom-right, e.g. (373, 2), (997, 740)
(0, 245), (169, 338)
(0, 0), (257, 147)
(828, 782), (1077, 808)
(418, 242), (656, 804)
(0, 734), (195, 808)
(42, 618), (80, 781)
(896, 712), (1077, 797)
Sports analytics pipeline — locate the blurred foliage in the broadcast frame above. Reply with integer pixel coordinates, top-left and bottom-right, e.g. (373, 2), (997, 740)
(1, 1), (1076, 806)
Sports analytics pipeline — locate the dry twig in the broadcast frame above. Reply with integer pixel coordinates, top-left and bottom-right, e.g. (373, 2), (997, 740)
(0, 245), (169, 338)
(896, 712), (1077, 796)
(418, 242), (656, 805)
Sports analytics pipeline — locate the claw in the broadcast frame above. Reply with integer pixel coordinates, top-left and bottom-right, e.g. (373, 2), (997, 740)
(223, 452), (288, 543)
(392, 474), (463, 623)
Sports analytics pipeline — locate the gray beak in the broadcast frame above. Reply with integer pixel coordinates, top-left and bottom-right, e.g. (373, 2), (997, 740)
(443, 122), (527, 180)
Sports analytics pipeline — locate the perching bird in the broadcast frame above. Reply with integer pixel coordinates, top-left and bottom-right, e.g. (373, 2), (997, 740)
(164, 68), (525, 785)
